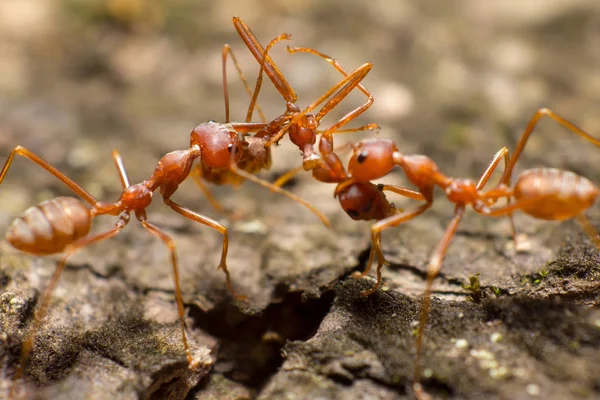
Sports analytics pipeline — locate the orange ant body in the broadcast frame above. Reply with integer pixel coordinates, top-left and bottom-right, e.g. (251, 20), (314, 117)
(188, 17), (379, 218)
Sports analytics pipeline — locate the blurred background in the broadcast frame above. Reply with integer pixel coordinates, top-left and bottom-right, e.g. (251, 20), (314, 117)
(1, 0), (600, 220)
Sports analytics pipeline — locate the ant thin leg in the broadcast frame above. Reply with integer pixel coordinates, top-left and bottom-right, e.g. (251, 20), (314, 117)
(267, 63), (374, 146)
(228, 164), (331, 228)
(190, 167), (226, 214)
(222, 44), (266, 123)
(139, 220), (196, 367)
(287, 46), (371, 97)
(0, 146), (97, 206)
(575, 214), (600, 250)
(500, 108), (600, 185)
(317, 123), (381, 135)
(359, 203), (432, 296)
(11, 224), (124, 398)
(273, 165), (304, 187)
(287, 47), (379, 135)
(233, 16), (298, 104)
(162, 197), (246, 300)
(413, 205), (465, 394)
(111, 150), (130, 189)
(379, 185), (427, 201)
(476, 147), (518, 242)
(246, 33), (291, 123)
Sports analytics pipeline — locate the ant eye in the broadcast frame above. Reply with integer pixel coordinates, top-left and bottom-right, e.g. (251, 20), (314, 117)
(357, 151), (369, 163)
(347, 209), (360, 218)
(227, 144), (234, 152)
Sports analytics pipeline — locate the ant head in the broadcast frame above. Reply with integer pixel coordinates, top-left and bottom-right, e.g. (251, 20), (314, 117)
(289, 116), (317, 150)
(336, 181), (394, 221)
(347, 139), (398, 182)
(190, 122), (240, 169)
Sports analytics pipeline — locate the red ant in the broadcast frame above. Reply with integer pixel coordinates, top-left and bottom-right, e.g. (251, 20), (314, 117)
(1, 143), (242, 395)
(188, 16), (380, 218)
(273, 108), (600, 397)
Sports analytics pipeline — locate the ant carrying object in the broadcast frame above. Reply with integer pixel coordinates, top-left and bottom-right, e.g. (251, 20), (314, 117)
(188, 16), (380, 219)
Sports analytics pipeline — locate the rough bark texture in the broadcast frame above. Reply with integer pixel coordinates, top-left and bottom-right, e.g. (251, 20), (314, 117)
(1, 1), (600, 399)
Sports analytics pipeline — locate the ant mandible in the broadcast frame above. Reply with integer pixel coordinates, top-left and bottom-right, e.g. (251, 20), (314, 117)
(187, 17), (380, 220)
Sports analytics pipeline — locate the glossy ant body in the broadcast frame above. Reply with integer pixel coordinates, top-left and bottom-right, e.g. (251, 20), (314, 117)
(188, 17), (379, 219)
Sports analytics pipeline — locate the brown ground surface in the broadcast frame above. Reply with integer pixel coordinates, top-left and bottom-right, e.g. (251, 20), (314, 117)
(1, 1), (600, 399)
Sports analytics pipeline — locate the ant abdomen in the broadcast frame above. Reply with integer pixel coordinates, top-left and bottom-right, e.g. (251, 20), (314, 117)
(337, 182), (395, 221)
(514, 168), (600, 220)
(6, 196), (92, 256)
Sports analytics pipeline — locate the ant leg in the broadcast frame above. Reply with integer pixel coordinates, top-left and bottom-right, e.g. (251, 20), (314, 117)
(500, 108), (600, 185)
(317, 124), (381, 136)
(162, 197), (246, 300)
(359, 203), (432, 296)
(476, 147), (519, 243)
(287, 47), (380, 135)
(111, 150), (130, 189)
(139, 220), (198, 368)
(267, 63), (374, 146)
(12, 223), (124, 397)
(246, 33), (291, 123)
(0, 146), (97, 206)
(273, 165), (305, 188)
(233, 16), (298, 104)
(190, 167), (227, 214)
(414, 206), (466, 396)
(575, 214), (600, 250)
(228, 164), (331, 228)
(222, 44), (266, 123)
(379, 184), (427, 201)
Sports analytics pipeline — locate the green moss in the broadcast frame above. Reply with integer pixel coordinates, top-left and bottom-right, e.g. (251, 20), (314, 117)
(462, 273), (483, 303)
